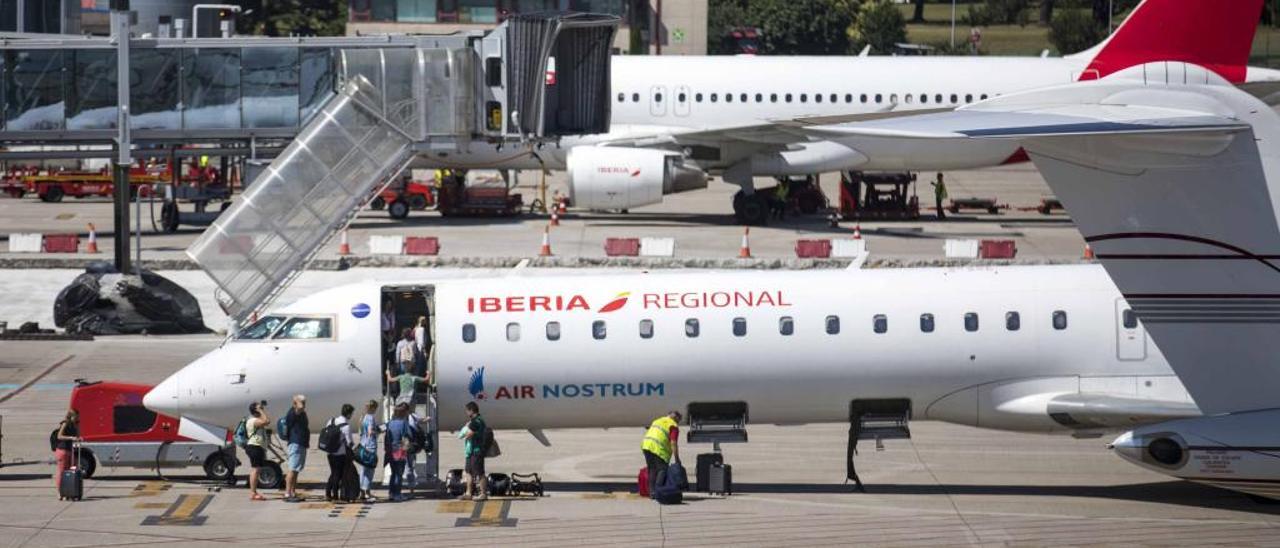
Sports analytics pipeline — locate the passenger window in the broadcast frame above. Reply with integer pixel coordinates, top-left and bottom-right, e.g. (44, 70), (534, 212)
(695, 92), (703, 102)
(1123, 309), (1139, 329)
(875, 93), (883, 103)
(965, 313), (979, 332)
(740, 93), (748, 102)
(236, 315), (285, 340)
(846, 93), (854, 103)
(779, 316), (794, 336)
(685, 318), (700, 338)
(905, 94), (913, 104)
(965, 94), (973, 103)
(785, 93), (793, 103)
(980, 94), (988, 100)
(935, 93), (943, 104)
(860, 93), (867, 103)
(725, 93), (733, 103)
(814, 93), (822, 103)
(592, 320), (607, 340)
(919, 94), (927, 104)
(113, 405), (157, 434)
(950, 93), (958, 103)
(890, 93), (898, 103)
(632, 93), (640, 102)
(1005, 311), (1020, 331)
(873, 314), (888, 334)
(655, 92), (663, 102)
(506, 322), (521, 342)
(274, 317), (332, 339)
(800, 93), (807, 103)
(639, 319), (654, 339)
(546, 321), (561, 341)
(710, 93), (718, 103)
(462, 323), (476, 343)
(677, 92), (687, 102)
(733, 317), (747, 337)
(825, 315), (840, 335)
(920, 313), (935, 333)
(831, 93), (838, 103)
(770, 93), (777, 103)
(755, 93), (763, 102)
(617, 92), (625, 102)
(1053, 310), (1068, 330)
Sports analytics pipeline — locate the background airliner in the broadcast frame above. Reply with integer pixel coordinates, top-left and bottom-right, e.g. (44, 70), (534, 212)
(414, 0), (1277, 224)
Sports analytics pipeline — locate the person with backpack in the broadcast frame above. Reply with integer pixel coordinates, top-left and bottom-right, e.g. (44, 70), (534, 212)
(243, 401), (271, 501)
(383, 403), (412, 502)
(282, 394), (310, 503)
(321, 404), (355, 502)
(457, 401), (489, 501)
(641, 410), (682, 500)
(357, 400), (381, 502)
(52, 410), (81, 500)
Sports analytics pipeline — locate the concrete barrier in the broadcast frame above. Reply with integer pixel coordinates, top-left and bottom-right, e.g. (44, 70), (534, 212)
(795, 239), (832, 258)
(639, 237), (676, 257)
(404, 236), (440, 256)
(944, 239), (979, 259)
(42, 234), (80, 253)
(369, 235), (406, 255)
(979, 240), (1017, 259)
(604, 238), (641, 257)
(8, 233), (43, 253)
(831, 238), (867, 258)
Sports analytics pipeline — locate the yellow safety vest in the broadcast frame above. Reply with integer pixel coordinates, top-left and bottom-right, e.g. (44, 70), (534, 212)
(641, 416), (678, 462)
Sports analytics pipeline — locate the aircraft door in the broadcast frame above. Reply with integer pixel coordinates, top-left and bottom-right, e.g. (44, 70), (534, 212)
(1115, 299), (1147, 361)
(674, 85), (691, 117)
(650, 85), (668, 117)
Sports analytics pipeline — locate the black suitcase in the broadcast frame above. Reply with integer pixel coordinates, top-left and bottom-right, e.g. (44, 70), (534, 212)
(708, 462), (732, 495)
(695, 453), (724, 492)
(59, 445), (83, 501)
(340, 460), (361, 502)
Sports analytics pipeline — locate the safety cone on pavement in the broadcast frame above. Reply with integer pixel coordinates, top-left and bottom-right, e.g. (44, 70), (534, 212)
(338, 229), (351, 256)
(738, 227), (752, 258)
(1083, 244), (1094, 260)
(852, 223), (863, 240)
(85, 223), (99, 254)
(539, 225), (553, 257)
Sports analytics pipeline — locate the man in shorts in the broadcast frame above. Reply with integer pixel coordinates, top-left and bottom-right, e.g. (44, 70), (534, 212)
(284, 395), (310, 502)
(459, 401), (489, 501)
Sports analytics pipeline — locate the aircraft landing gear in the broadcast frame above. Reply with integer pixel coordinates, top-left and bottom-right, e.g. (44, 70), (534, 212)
(732, 191), (769, 226)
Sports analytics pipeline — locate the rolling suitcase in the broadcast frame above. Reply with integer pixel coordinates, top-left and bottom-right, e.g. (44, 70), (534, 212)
(695, 453), (723, 492)
(637, 467), (650, 498)
(59, 444), (83, 501)
(340, 460), (361, 502)
(708, 462), (732, 496)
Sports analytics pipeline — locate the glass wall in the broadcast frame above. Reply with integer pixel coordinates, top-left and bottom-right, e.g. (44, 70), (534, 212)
(242, 48), (300, 129)
(5, 50), (66, 131)
(68, 50), (117, 130)
(351, 0), (623, 23)
(184, 48), (241, 129)
(1, 0), (16, 32)
(299, 49), (335, 124)
(130, 49), (181, 129)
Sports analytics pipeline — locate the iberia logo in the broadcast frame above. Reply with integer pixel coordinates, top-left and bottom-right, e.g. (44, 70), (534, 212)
(597, 292), (630, 313)
(468, 366), (486, 400)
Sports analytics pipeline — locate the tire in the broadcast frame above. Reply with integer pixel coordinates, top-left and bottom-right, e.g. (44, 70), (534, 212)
(258, 461), (284, 490)
(388, 200), (410, 220)
(43, 186), (64, 203)
(80, 450), (97, 479)
(733, 192), (769, 226)
(370, 197), (386, 210)
(407, 194), (428, 210)
(203, 452), (236, 483)
(160, 201), (180, 233)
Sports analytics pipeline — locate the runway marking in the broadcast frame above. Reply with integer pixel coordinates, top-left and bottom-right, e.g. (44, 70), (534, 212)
(454, 499), (516, 527)
(130, 481), (171, 497)
(300, 502), (334, 510)
(437, 500), (472, 513)
(132, 502), (170, 509)
(0, 355), (75, 404)
(580, 492), (645, 500)
(327, 502), (372, 519)
(55, 213), (75, 220)
(140, 494), (213, 526)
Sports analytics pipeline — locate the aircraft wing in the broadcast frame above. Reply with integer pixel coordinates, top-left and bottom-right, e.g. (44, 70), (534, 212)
(801, 78), (1280, 417)
(598, 107), (959, 148)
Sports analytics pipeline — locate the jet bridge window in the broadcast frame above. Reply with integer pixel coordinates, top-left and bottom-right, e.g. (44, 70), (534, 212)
(1005, 311), (1021, 331)
(274, 317), (333, 339)
(592, 320), (607, 340)
(506, 322), (521, 342)
(873, 314), (888, 334)
(462, 323), (476, 343)
(779, 316), (794, 336)
(236, 315), (286, 340)
(965, 312), (980, 332)
(1123, 309), (1139, 329)
(685, 318), (700, 338)
(1052, 310), (1068, 330)
(546, 321), (561, 341)
(732, 317), (747, 337)
(920, 313), (935, 333)
(825, 315), (841, 335)
(639, 319), (654, 339)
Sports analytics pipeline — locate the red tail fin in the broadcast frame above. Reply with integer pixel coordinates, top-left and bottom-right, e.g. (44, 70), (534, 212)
(1081, 0), (1262, 83)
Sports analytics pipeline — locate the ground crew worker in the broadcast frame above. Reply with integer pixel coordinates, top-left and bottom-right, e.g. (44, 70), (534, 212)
(771, 180), (790, 220)
(641, 410), (682, 498)
(931, 172), (948, 220)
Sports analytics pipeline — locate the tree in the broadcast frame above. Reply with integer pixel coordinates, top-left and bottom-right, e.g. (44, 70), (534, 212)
(1039, 0), (1056, 26)
(749, 0), (857, 55)
(911, 0), (926, 23)
(234, 0), (347, 37)
(1049, 7), (1104, 54)
(851, 0), (908, 55)
(707, 0), (751, 54)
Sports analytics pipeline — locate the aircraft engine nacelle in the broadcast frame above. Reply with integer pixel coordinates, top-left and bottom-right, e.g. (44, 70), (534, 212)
(1111, 409), (1280, 500)
(567, 146), (701, 210)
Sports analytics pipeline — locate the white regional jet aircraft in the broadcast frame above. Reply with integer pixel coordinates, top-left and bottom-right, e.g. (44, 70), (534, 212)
(420, 0), (1278, 225)
(808, 59), (1280, 499)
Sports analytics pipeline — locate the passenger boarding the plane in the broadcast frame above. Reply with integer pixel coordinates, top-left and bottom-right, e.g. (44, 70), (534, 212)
(641, 411), (682, 499)
(395, 328), (415, 375)
(386, 367), (429, 407)
(413, 315), (429, 377)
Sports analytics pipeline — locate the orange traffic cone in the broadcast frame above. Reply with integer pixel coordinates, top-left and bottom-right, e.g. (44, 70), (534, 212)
(85, 223), (99, 254)
(338, 228), (351, 256)
(738, 227), (752, 258)
(539, 225), (553, 257)
(550, 207), (560, 227)
(852, 224), (863, 240)
(1083, 243), (1094, 260)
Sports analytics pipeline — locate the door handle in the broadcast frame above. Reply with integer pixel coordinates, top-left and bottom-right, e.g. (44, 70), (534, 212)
(347, 359), (362, 373)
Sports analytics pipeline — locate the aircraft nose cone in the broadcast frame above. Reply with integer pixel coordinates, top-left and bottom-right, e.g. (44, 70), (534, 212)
(144, 373), (181, 418)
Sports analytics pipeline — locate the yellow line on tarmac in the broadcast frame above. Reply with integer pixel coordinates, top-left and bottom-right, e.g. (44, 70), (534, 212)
(168, 494), (207, 520)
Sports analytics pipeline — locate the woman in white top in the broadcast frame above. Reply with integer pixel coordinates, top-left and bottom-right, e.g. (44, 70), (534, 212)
(245, 401), (270, 501)
(325, 403), (356, 502)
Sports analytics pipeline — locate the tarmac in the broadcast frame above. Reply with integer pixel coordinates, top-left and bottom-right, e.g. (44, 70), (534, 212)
(2, 338), (1280, 547)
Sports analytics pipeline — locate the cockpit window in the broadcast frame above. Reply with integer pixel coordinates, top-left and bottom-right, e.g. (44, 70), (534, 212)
(273, 317), (333, 340)
(236, 315), (285, 340)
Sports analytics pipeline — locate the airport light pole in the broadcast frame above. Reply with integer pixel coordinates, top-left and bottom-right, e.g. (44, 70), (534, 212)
(951, 0), (956, 48)
(110, 0), (132, 274)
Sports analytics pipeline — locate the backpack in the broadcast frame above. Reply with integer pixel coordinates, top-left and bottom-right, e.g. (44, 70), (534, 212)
(49, 427), (60, 451)
(233, 418), (249, 448)
(654, 462), (685, 505)
(317, 418), (343, 454)
(483, 427), (500, 458)
(276, 416), (289, 441)
(408, 422), (432, 455)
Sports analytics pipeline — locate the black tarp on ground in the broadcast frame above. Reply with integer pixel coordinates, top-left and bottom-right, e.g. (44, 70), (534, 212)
(54, 263), (207, 335)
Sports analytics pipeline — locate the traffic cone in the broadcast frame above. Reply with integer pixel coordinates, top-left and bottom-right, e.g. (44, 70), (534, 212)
(1083, 243), (1094, 260)
(85, 223), (99, 254)
(338, 229), (351, 256)
(550, 206), (560, 227)
(539, 225), (553, 257)
(738, 227), (752, 258)
(852, 224), (863, 240)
